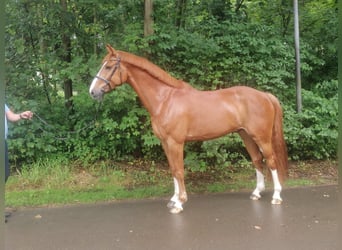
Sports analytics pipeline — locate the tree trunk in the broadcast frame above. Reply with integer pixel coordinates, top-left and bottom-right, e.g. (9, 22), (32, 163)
(60, 0), (74, 112)
(175, 0), (187, 29)
(144, 0), (154, 37)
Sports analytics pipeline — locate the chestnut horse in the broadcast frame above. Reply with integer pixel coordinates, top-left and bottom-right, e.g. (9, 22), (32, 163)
(90, 45), (288, 214)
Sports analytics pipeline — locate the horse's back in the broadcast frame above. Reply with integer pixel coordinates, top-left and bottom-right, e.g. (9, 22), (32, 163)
(174, 86), (273, 140)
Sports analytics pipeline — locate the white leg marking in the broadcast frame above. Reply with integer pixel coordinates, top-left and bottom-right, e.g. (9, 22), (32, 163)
(168, 178), (183, 213)
(271, 169), (282, 205)
(251, 169), (265, 200)
(170, 177), (180, 202)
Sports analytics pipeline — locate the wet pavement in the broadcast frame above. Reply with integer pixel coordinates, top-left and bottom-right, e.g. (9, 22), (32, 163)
(5, 185), (338, 250)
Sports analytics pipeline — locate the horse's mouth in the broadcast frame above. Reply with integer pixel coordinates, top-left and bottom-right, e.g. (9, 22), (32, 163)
(90, 92), (104, 101)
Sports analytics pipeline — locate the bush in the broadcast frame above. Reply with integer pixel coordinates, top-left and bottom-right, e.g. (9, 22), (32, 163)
(6, 15), (337, 169)
(284, 86), (337, 160)
(184, 134), (250, 173)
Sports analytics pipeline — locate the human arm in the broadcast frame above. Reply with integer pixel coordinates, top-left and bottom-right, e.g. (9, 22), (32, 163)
(5, 109), (33, 122)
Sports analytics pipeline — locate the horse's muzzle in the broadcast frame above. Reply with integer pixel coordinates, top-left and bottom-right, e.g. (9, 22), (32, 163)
(90, 89), (104, 101)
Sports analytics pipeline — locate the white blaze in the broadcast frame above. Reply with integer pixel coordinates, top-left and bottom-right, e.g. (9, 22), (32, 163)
(89, 61), (108, 94)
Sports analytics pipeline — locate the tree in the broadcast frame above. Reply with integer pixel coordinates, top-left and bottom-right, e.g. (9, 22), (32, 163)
(60, 0), (74, 112)
(144, 0), (154, 36)
(4, 0), (337, 163)
(175, 0), (187, 29)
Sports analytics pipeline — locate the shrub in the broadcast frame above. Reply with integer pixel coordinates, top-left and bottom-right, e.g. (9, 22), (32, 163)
(283, 86), (337, 160)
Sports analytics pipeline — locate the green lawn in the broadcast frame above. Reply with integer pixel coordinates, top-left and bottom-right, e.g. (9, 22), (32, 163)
(5, 159), (337, 208)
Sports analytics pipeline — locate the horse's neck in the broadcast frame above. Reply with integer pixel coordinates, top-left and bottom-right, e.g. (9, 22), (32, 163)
(126, 69), (174, 115)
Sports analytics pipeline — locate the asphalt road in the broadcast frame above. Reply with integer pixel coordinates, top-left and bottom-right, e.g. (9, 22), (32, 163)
(5, 185), (338, 250)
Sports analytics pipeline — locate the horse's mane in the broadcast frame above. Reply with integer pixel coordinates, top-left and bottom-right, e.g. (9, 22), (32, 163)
(117, 51), (186, 89)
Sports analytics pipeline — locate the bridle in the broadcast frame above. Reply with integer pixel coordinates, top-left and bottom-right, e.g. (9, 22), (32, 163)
(94, 57), (122, 90)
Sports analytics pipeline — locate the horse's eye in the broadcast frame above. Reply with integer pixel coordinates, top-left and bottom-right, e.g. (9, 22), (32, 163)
(105, 65), (112, 70)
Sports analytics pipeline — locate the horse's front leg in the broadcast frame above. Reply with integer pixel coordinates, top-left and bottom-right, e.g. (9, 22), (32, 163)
(167, 177), (187, 213)
(162, 140), (187, 214)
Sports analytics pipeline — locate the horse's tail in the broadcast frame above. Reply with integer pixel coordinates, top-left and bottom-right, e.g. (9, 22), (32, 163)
(268, 93), (288, 183)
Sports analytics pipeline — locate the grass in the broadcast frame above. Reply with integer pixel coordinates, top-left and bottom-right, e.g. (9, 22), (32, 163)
(6, 186), (172, 207)
(5, 158), (337, 208)
(5, 158), (173, 207)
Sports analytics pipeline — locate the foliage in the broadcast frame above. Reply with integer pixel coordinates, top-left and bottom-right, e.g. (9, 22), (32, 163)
(184, 135), (251, 173)
(283, 82), (338, 160)
(5, 0), (338, 173)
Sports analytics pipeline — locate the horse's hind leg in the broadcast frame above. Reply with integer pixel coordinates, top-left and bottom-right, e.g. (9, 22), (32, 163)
(257, 142), (283, 205)
(238, 131), (265, 200)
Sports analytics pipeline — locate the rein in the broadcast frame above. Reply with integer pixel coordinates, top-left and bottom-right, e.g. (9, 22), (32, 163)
(95, 57), (121, 90)
(32, 102), (102, 140)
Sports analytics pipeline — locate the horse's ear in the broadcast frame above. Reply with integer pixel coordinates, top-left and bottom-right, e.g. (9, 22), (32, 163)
(106, 44), (116, 55)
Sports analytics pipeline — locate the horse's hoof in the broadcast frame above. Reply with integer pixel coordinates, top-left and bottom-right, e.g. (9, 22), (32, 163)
(250, 194), (261, 201)
(169, 207), (183, 214)
(167, 201), (175, 209)
(271, 198), (282, 205)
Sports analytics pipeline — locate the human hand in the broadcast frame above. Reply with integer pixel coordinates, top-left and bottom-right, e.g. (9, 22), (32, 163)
(20, 111), (33, 120)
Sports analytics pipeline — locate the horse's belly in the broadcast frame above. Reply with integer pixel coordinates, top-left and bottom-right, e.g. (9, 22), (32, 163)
(185, 109), (240, 141)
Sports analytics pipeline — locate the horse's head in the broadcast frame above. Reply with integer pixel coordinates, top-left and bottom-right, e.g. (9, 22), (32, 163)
(89, 45), (128, 100)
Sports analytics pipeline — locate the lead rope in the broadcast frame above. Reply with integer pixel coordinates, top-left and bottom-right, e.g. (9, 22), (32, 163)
(33, 102), (102, 140)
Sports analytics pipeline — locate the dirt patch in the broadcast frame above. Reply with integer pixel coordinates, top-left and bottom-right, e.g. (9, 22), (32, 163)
(70, 170), (97, 188)
(288, 160), (338, 184)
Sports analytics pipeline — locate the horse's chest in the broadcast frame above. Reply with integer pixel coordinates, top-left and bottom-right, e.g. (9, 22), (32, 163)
(151, 118), (164, 139)
(150, 114), (186, 142)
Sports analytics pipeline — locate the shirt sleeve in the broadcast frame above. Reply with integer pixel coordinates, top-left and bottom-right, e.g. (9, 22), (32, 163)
(5, 104), (9, 139)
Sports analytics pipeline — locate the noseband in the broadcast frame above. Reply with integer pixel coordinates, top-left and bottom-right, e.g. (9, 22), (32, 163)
(95, 57), (121, 90)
